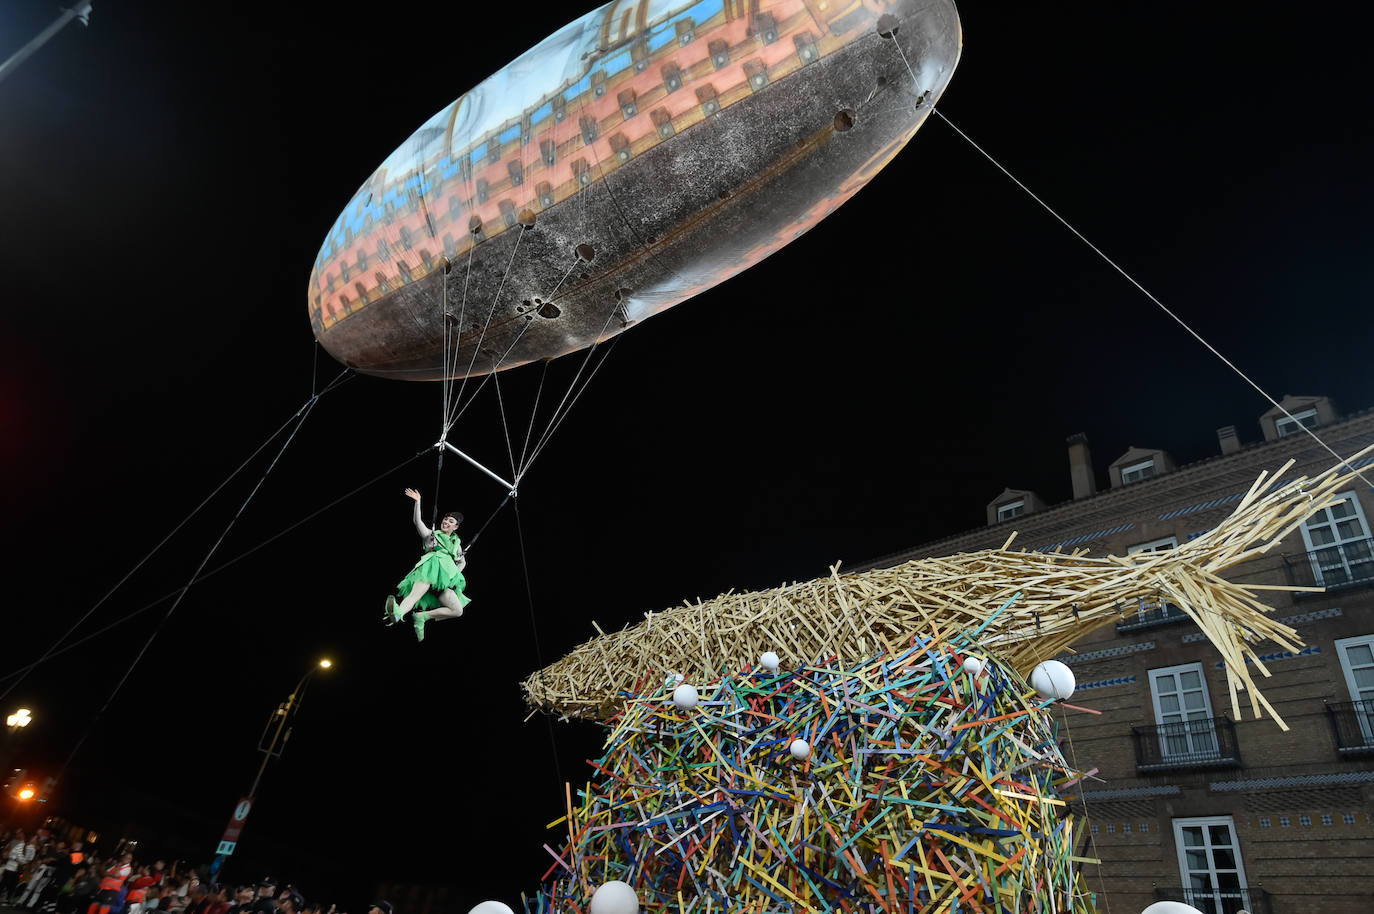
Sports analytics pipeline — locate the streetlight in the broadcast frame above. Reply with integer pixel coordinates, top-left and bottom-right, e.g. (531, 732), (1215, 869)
(6, 709), (32, 729)
(210, 658), (333, 874)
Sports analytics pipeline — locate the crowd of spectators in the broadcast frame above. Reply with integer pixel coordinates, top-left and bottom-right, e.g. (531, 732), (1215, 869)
(0, 828), (391, 914)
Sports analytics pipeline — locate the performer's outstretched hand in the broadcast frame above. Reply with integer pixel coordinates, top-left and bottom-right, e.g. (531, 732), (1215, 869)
(404, 488), (421, 502)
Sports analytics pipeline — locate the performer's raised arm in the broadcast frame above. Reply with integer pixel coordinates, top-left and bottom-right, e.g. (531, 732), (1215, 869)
(404, 487), (432, 537)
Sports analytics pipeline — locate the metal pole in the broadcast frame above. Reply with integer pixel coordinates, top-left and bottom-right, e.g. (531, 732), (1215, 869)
(442, 440), (516, 494)
(0, 2), (93, 88)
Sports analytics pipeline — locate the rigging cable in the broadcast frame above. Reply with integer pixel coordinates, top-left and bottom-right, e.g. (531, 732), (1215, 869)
(0, 370), (352, 706)
(514, 495), (564, 794)
(888, 41), (1372, 489)
(48, 370), (345, 785)
(0, 445), (431, 687)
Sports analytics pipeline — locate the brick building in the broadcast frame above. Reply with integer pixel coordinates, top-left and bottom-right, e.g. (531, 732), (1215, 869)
(863, 395), (1374, 914)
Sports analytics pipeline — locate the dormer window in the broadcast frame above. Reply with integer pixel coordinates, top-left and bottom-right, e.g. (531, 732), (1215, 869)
(1122, 459), (1156, 485)
(1276, 408), (1318, 438)
(997, 501), (1025, 522)
(1129, 536), (1178, 554)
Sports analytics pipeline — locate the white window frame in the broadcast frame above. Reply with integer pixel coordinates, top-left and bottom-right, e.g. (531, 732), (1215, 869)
(1173, 816), (1249, 913)
(1275, 407), (1318, 437)
(997, 500), (1025, 522)
(1129, 535), (1179, 554)
(1298, 491), (1374, 586)
(1121, 459), (1156, 485)
(1149, 662), (1217, 759)
(1335, 633), (1374, 745)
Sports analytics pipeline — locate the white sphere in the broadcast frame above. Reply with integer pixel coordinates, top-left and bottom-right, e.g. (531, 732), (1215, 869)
(760, 651), (780, 672)
(962, 656), (984, 677)
(467, 903), (515, 914)
(1140, 903), (1204, 914)
(1030, 660), (1076, 700)
(789, 738), (811, 761)
(672, 683), (699, 709)
(589, 880), (639, 914)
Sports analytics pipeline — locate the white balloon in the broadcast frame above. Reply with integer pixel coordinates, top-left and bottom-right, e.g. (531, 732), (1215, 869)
(1140, 903), (1205, 914)
(1030, 660), (1076, 700)
(962, 656), (984, 677)
(467, 903), (515, 914)
(672, 683), (699, 709)
(789, 738), (811, 761)
(760, 651), (780, 672)
(589, 880), (639, 914)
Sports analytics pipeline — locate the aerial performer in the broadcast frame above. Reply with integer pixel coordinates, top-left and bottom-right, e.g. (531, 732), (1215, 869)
(384, 488), (470, 641)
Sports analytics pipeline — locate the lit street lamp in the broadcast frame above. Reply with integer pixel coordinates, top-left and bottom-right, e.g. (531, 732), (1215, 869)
(6, 709), (32, 729)
(210, 658), (333, 874)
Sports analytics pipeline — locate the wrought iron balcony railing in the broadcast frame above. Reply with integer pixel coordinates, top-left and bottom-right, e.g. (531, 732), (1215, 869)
(1154, 885), (1270, 914)
(1281, 541), (1374, 593)
(1115, 597), (1191, 632)
(1326, 699), (1374, 755)
(1132, 717), (1241, 771)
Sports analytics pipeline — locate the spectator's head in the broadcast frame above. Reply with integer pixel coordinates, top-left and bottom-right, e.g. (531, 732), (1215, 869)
(369, 902), (393, 914)
(235, 886), (254, 904)
(153, 860), (165, 872)
(121, 852), (134, 864)
(257, 881), (276, 898)
(277, 890), (304, 914)
(73, 841), (83, 852)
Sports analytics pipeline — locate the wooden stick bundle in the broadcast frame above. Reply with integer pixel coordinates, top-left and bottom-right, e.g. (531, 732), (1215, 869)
(523, 446), (1374, 726)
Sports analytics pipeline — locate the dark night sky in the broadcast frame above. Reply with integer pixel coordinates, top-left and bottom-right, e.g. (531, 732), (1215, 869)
(2, 1), (1372, 908)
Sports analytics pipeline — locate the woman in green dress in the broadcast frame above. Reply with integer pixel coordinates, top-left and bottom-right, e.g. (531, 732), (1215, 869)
(385, 488), (470, 641)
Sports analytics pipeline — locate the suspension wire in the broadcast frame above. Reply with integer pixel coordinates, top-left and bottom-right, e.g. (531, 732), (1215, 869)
(904, 81), (1374, 488)
(517, 358), (553, 473)
(513, 495), (564, 794)
(0, 446), (430, 687)
(520, 333), (622, 481)
(0, 371), (352, 706)
(464, 488), (516, 554)
(493, 369), (519, 483)
(446, 315), (536, 430)
(451, 228), (526, 423)
(50, 375), (334, 786)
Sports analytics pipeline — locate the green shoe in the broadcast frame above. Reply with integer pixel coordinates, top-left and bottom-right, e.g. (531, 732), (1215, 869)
(413, 611), (428, 642)
(384, 595), (400, 626)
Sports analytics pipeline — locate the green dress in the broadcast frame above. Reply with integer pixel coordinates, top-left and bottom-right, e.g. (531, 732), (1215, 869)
(396, 530), (471, 610)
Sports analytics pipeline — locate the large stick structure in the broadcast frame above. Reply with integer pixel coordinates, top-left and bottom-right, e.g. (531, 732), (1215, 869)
(524, 445), (1374, 725)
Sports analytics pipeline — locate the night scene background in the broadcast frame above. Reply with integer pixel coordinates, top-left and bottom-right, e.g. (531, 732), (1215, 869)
(2, 0), (1372, 909)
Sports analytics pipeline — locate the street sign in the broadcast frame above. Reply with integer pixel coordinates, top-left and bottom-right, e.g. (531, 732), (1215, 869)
(218, 796), (253, 852)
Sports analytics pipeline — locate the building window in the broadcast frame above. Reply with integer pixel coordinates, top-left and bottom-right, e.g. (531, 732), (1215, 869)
(1141, 823), (1149, 833)
(1280, 817), (1290, 827)
(1149, 663), (1217, 759)
(1344, 814), (1356, 825)
(1300, 493), (1373, 587)
(1322, 815), (1333, 825)
(1106, 824), (1115, 834)
(1129, 536), (1179, 554)
(1172, 816), (1250, 913)
(1122, 459), (1157, 485)
(1299, 815), (1311, 826)
(1123, 824), (1131, 834)
(1335, 633), (1374, 745)
(997, 500), (1025, 522)
(1091, 824), (1099, 835)
(1259, 818), (1270, 829)
(1276, 407), (1319, 437)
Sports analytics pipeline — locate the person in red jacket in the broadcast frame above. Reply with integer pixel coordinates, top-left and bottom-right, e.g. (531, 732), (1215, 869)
(88, 853), (132, 914)
(125, 864), (162, 914)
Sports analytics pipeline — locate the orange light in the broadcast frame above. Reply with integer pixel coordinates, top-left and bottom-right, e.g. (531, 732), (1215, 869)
(17, 787), (35, 801)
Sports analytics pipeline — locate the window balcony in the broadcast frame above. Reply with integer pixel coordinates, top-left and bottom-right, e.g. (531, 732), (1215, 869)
(1281, 542), (1374, 595)
(1153, 885), (1270, 914)
(1325, 699), (1374, 756)
(1132, 717), (1241, 771)
(1115, 598), (1191, 633)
